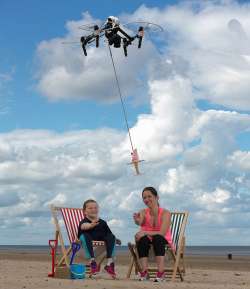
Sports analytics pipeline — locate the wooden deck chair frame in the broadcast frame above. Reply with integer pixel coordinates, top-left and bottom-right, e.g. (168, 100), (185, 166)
(50, 205), (107, 271)
(126, 211), (189, 282)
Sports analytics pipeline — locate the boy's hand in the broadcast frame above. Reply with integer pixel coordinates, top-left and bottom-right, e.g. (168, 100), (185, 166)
(90, 220), (99, 228)
(116, 238), (122, 245)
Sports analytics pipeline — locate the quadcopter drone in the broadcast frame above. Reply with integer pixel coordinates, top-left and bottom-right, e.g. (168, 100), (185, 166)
(63, 16), (163, 57)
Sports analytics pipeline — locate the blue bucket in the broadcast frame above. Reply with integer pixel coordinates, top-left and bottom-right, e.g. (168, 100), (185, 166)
(70, 264), (86, 279)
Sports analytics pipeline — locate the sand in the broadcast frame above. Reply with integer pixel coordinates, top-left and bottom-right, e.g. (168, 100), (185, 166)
(0, 251), (250, 289)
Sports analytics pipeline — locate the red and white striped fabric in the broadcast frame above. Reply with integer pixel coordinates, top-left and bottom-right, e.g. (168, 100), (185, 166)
(60, 208), (105, 246)
(61, 208), (85, 243)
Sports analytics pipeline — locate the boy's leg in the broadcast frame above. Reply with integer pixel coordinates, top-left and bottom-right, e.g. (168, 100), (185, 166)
(80, 233), (94, 259)
(102, 233), (116, 259)
(80, 233), (100, 275)
(102, 233), (116, 278)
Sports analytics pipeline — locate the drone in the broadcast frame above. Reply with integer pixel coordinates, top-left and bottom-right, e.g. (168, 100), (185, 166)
(63, 16), (163, 57)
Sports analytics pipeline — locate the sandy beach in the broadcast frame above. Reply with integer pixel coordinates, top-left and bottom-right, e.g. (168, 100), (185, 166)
(0, 250), (250, 289)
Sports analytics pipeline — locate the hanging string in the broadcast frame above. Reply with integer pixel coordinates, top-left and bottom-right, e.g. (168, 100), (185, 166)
(108, 44), (134, 151)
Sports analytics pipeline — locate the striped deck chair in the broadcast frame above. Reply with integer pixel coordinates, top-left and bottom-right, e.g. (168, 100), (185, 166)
(50, 205), (107, 271)
(126, 211), (189, 281)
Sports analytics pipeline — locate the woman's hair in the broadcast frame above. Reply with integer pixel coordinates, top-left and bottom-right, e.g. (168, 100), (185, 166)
(142, 186), (158, 197)
(83, 199), (97, 210)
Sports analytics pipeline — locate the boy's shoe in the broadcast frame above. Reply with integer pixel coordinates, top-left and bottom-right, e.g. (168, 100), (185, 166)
(154, 271), (165, 282)
(104, 262), (116, 279)
(90, 260), (99, 275)
(138, 270), (150, 281)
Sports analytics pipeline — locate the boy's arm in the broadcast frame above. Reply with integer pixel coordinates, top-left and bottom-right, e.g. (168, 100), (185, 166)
(80, 219), (99, 231)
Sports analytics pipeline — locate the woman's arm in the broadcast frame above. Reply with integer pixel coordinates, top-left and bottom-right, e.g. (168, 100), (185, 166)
(143, 210), (171, 237)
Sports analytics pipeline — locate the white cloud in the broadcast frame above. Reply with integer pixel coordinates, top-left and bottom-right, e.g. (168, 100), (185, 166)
(126, 1), (250, 110)
(197, 187), (231, 206)
(227, 150), (250, 171)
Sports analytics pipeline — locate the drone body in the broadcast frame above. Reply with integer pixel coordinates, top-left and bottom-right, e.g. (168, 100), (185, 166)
(80, 16), (144, 56)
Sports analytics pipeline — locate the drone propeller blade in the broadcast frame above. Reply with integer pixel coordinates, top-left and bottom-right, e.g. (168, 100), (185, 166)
(78, 23), (100, 32)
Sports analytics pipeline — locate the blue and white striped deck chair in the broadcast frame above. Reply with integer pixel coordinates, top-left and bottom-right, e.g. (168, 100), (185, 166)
(127, 211), (189, 281)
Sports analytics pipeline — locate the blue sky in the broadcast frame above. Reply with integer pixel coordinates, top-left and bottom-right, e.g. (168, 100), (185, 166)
(0, 1), (250, 245)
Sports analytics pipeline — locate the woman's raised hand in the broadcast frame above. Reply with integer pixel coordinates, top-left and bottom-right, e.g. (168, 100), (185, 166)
(133, 212), (141, 224)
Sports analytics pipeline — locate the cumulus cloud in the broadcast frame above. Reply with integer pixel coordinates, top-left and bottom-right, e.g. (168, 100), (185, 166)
(1, 1), (250, 245)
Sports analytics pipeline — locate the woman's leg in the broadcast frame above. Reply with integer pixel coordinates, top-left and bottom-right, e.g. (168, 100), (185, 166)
(136, 235), (151, 272)
(151, 235), (167, 272)
(80, 232), (94, 259)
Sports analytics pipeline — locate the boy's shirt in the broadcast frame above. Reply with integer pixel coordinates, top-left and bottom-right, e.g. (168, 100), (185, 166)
(77, 217), (112, 239)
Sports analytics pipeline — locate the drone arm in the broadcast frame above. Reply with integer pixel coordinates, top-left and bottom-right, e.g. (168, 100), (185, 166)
(117, 27), (134, 41)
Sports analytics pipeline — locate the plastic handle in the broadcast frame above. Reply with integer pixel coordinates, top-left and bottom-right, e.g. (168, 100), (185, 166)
(70, 242), (81, 265)
(49, 239), (57, 249)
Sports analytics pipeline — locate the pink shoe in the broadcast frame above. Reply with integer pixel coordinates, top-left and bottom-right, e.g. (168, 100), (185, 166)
(104, 262), (116, 279)
(139, 270), (149, 281)
(154, 271), (165, 282)
(90, 260), (100, 275)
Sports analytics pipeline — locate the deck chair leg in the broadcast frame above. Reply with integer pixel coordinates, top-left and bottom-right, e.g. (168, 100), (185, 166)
(127, 257), (135, 278)
(57, 246), (71, 267)
(127, 243), (141, 278)
(97, 254), (106, 268)
(170, 249), (183, 282)
(180, 237), (186, 274)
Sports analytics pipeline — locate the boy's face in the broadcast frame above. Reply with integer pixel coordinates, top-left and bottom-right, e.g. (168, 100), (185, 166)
(84, 202), (99, 218)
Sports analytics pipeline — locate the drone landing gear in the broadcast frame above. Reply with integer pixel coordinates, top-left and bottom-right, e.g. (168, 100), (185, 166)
(80, 36), (88, 56)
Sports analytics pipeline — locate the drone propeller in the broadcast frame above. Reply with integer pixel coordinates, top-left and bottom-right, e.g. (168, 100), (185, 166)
(78, 23), (101, 32)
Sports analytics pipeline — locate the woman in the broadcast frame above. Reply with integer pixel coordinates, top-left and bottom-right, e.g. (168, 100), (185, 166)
(133, 187), (172, 282)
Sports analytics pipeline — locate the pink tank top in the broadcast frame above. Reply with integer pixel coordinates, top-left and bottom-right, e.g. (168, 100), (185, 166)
(141, 208), (174, 250)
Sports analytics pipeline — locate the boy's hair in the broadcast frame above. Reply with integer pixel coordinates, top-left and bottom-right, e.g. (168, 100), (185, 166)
(83, 199), (97, 210)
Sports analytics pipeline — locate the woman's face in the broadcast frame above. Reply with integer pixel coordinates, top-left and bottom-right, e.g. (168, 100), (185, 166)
(84, 202), (99, 218)
(142, 190), (158, 208)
